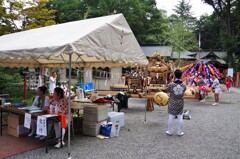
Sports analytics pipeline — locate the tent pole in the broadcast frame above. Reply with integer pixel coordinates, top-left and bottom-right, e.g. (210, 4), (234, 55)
(67, 54), (72, 159)
(23, 73), (27, 103)
(144, 65), (148, 123)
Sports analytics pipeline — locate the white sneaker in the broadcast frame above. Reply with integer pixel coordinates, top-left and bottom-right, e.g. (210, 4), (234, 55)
(54, 142), (61, 148)
(54, 141), (65, 148)
(35, 135), (42, 138)
(165, 131), (172, 136)
(212, 103), (217, 106)
(28, 132), (35, 137)
(39, 136), (47, 140)
(200, 99), (205, 102)
(178, 132), (184, 136)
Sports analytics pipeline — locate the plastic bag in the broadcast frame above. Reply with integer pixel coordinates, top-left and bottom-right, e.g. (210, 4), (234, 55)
(90, 91), (98, 102)
(100, 124), (112, 137)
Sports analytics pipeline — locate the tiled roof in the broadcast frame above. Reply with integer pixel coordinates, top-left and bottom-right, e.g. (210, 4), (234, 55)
(199, 59), (226, 64)
(195, 51), (227, 59)
(171, 51), (196, 59)
(141, 46), (172, 57)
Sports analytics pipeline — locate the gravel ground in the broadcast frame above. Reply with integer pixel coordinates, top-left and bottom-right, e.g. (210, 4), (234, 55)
(6, 91), (240, 159)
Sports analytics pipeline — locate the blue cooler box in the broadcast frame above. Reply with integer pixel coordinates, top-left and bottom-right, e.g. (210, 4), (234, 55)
(79, 83), (87, 91)
(107, 112), (124, 127)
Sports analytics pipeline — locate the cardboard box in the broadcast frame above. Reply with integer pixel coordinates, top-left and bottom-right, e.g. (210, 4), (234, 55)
(83, 120), (106, 136)
(83, 104), (108, 122)
(8, 125), (29, 137)
(8, 113), (28, 137)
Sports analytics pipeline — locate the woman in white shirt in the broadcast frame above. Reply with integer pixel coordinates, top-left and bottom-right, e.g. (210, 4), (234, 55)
(211, 75), (221, 105)
(49, 72), (57, 95)
(61, 81), (68, 95)
(28, 86), (49, 137)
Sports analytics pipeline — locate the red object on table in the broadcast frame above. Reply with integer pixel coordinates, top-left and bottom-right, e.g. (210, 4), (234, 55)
(49, 95), (54, 100)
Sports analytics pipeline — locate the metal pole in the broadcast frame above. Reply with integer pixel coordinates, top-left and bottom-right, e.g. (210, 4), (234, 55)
(144, 65), (148, 123)
(67, 54), (72, 159)
(144, 99), (147, 123)
(23, 74), (27, 102)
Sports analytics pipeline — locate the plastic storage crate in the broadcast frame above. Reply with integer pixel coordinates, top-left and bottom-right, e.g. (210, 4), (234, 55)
(79, 83), (87, 91)
(86, 82), (94, 92)
(107, 112), (125, 127)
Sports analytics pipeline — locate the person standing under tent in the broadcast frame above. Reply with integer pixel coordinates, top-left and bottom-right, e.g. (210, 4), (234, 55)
(225, 76), (234, 93)
(49, 72), (57, 96)
(165, 69), (186, 136)
(61, 81), (68, 95)
(211, 75), (221, 105)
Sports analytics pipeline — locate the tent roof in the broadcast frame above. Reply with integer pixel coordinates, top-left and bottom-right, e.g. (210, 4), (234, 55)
(0, 14), (148, 68)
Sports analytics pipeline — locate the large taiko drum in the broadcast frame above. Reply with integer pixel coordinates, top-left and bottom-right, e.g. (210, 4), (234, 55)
(184, 87), (196, 96)
(153, 92), (169, 106)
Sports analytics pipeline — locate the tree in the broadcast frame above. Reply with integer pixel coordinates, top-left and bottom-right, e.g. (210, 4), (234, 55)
(196, 14), (222, 49)
(202, 0), (238, 68)
(0, 0), (56, 34)
(0, 67), (23, 83)
(21, 0), (56, 30)
(168, 0), (198, 53)
(46, 0), (169, 44)
(0, 0), (24, 35)
(231, 0), (240, 70)
(46, 0), (85, 23)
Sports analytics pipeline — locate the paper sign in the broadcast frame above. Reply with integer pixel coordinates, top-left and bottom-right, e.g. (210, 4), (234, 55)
(24, 113), (31, 129)
(227, 68), (234, 78)
(36, 116), (47, 136)
(110, 123), (120, 138)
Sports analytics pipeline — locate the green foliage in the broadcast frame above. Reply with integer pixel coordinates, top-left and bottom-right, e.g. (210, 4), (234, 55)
(0, 67), (23, 83)
(168, 0), (198, 52)
(0, 68), (37, 105)
(0, 82), (36, 105)
(0, 0), (56, 34)
(196, 13), (222, 49)
(0, 0), (23, 35)
(77, 68), (84, 83)
(201, 0), (238, 68)
(46, 0), (168, 44)
(46, 0), (84, 23)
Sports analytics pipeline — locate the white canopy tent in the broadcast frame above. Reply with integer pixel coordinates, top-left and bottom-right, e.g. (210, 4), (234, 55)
(0, 14), (147, 68)
(0, 13), (148, 158)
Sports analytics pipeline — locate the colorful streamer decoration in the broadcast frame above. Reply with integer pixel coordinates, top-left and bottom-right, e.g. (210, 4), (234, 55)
(209, 64), (223, 78)
(198, 63), (202, 75)
(180, 62), (223, 86)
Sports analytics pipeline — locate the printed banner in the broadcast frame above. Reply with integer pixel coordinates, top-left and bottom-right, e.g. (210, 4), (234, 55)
(24, 113), (31, 129)
(36, 116), (47, 136)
